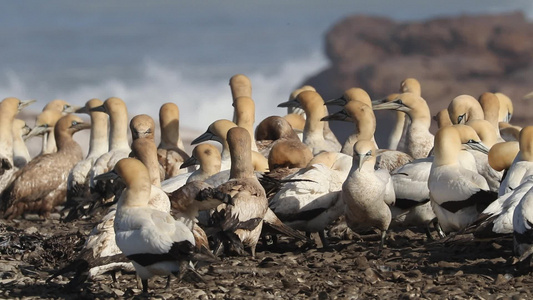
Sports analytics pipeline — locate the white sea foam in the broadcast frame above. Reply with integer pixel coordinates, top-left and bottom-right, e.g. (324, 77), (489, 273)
(0, 50), (328, 134)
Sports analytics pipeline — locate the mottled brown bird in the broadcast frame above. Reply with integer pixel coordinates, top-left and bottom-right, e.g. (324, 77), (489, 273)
(2, 114), (90, 219)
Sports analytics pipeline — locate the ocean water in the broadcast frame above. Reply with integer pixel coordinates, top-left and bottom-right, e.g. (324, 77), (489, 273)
(1, 0), (532, 135)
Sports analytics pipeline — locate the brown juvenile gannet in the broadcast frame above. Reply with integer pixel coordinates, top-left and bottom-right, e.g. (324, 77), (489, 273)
(342, 140), (395, 250)
(66, 99), (109, 208)
(101, 158), (217, 293)
(233, 96), (258, 152)
(1, 114), (90, 219)
(25, 110), (64, 155)
(372, 93), (434, 159)
(89, 97), (131, 199)
(283, 113), (306, 141)
(495, 92), (513, 123)
(254, 115), (310, 164)
(0, 98), (35, 175)
(500, 126), (533, 196)
(191, 119), (268, 172)
(428, 126), (496, 234)
(447, 94), (484, 125)
(278, 91), (341, 155)
(212, 127), (269, 257)
(158, 102), (192, 179)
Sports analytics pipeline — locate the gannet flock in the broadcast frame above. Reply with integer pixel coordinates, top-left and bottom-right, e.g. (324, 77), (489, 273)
(0, 74), (532, 295)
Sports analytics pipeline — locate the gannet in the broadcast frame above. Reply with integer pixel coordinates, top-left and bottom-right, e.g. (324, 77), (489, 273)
(157, 103), (192, 179)
(102, 158), (215, 293)
(278, 91), (341, 155)
(191, 119), (268, 172)
(25, 110), (63, 155)
(1, 114), (90, 219)
(488, 141), (519, 173)
(500, 126), (533, 196)
(283, 113), (305, 141)
(499, 122), (522, 142)
(478, 92), (505, 143)
(285, 85), (315, 116)
(0, 98), (35, 175)
(428, 126), (496, 233)
(434, 109), (452, 129)
(213, 127), (269, 256)
(466, 119), (503, 192)
(495, 92), (513, 123)
(233, 96), (258, 152)
(89, 97), (131, 200)
(0, 120), (32, 195)
(513, 184), (533, 262)
(229, 74), (252, 103)
(66, 99), (109, 208)
(11, 119), (31, 169)
(269, 151), (351, 246)
(42, 99), (79, 115)
(254, 116), (312, 167)
(372, 93), (434, 159)
(448, 94), (484, 124)
(322, 99), (413, 171)
(342, 140), (395, 250)
(470, 176), (533, 238)
(180, 144), (222, 184)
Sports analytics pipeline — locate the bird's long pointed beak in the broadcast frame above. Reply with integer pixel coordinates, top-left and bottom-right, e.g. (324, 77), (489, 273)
(191, 130), (215, 145)
(94, 170), (119, 181)
(323, 97), (347, 107)
(23, 126), (48, 140)
(321, 110), (352, 122)
(278, 99), (300, 108)
(372, 101), (403, 111)
(18, 99), (37, 111)
(180, 156), (199, 169)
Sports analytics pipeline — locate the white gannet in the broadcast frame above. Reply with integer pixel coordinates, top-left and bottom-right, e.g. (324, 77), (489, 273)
(182, 144), (222, 184)
(278, 91), (341, 155)
(0, 98), (34, 175)
(428, 126), (496, 234)
(233, 96), (258, 152)
(342, 140), (395, 250)
(12, 119), (31, 169)
(466, 119), (503, 192)
(322, 99), (413, 172)
(513, 185), (533, 263)
(500, 126), (533, 196)
(89, 97), (131, 199)
(495, 92), (513, 123)
(25, 110), (63, 155)
(269, 151), (351, 247)
(105, 158), (214, 293)
(447, 94), (484, 125)
(66, 99), (109, 207)
(478, 92), (505, 143)
(372, 93), (434, 159)
(191, 119), (268, 172)
(1, 114), (90, 219)
(157, 102), (192, 179)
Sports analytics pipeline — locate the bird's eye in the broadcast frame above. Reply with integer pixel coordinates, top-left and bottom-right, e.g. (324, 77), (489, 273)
(72, 121), (79, 126)
(64, 104), (70, 110)
(458, 114), (466, 123)
(42, 124), (49, 128)
(396, 99), (403, 105)
(366, 150), (372, 156)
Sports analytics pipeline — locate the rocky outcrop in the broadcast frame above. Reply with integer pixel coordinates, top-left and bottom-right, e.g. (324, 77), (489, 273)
(304, 12), (533, 145)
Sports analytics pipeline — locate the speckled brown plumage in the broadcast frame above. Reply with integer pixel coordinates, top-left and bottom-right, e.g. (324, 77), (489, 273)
(1, 114), (89, 219)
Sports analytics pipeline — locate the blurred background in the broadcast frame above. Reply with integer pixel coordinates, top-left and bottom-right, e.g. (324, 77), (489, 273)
(1, 0), (532, 154)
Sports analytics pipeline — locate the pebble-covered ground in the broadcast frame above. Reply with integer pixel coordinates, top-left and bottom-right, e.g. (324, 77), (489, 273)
(1, 216), (532, 300)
